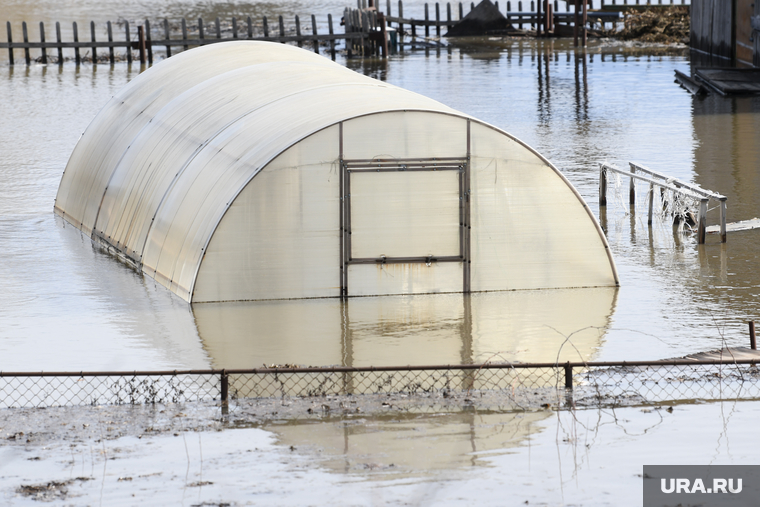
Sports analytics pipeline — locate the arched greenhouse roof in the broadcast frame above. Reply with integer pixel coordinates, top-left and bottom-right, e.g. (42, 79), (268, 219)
(56, 41), (618, 303)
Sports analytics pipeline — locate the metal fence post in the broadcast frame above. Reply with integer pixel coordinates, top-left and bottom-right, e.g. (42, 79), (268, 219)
(750, 321), (757, 350)
(599, 164), (607, 206)
(221, 369), (229, 413)
(564, 362), (573, 389)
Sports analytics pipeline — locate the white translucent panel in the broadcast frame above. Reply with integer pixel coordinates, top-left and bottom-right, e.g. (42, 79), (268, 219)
(139, 87), (459, 301)
(342, 111), (467, 160)
(348, 262), (462, 296)
(92, 62), (366, 265)
(350, 171), (460, 259)
(468, 122), (617, 291)
(192, 127), (340, 303)
(55, 42), (329, 235)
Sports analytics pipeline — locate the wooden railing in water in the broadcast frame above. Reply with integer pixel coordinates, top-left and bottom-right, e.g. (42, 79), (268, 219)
(1, 15), (364, 65)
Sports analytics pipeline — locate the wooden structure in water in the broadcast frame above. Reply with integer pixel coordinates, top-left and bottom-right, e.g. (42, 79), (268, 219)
(691, 0), (760, 68)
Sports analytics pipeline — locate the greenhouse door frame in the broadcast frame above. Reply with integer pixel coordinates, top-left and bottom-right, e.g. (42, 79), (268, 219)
(338, 123), (471, 298)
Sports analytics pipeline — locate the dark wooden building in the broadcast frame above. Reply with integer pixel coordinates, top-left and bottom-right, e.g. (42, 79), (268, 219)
(691, 0), (760, 67)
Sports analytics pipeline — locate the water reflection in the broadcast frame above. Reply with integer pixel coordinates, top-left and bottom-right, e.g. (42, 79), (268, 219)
(193, 289), (617, 368)
(267, 410), (550, 476)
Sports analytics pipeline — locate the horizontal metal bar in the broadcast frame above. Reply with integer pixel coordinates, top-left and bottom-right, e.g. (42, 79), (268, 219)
(629, 162), (726, 200)
(3, 358), (760, 377)
(344, 157), (467, 165)
(348, 255), (462, 265)
(600, 163), (705, 201)
(348, 166), (462, 173)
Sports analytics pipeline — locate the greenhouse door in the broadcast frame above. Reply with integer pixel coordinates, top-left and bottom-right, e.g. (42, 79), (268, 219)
(339, 157), (471, 297)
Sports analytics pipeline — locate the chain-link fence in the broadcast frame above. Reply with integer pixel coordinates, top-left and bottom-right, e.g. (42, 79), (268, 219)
(3, 360), (760, 409)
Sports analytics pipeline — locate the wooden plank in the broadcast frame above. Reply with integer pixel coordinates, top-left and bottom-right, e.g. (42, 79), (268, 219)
(164, 19), (171, 57)
(145, 19), (153, 64)
(89, 21), (97, 62)
(124, 20), (130, 63)
(22, 21), (30, 65)
(72, 21), (80, 64)
(311, 14), (319, 53)
(107, 21), (114, 64)
(181, 18), (188, 51)
(6, 22), (13, 65)
(328, 13), (336, 59)
(39, 22), (47, 64)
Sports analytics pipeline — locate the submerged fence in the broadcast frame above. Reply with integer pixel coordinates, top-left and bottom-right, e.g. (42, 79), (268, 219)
(3, 358), (760, 410)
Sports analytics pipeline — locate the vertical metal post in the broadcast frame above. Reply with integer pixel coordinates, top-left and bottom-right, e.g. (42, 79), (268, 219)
(719, 198), (727, 243)
(232, 17), (238, 38)
(220, 369), (229, 414)
(215, 17), (221, 39)
(599, 164), (607, 206)
(647, 183), (654, 225)
(564, 362), (573, 389)
(537, 0), (542, 36)
(697, 198), (708, 244)
(295, 15), (302, 48)
(247, 16), (253, 38)
(263, 16), (269, 37)
(751, 321), (757, 350)
(464, 120), (472, 293)
(198, 17), (205, 45)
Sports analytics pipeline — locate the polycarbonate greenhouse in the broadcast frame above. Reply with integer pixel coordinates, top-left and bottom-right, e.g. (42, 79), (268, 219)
(55, 41), (618, 303)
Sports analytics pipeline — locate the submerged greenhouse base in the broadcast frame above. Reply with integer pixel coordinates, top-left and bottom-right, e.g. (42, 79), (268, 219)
(55, 41), (617, 303)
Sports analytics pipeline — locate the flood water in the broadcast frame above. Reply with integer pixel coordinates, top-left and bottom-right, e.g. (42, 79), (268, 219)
(1, 2), (760, 502)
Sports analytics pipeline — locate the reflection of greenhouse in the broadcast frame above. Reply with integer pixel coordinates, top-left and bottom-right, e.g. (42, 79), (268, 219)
(195, 289), (617, 372)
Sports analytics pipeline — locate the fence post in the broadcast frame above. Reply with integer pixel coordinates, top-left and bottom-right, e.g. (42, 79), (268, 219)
(124, 20), (130, 63)
(719, 198), (727, 243)
(647, 182), (654, 225)
(328, 13), (336, 60)
(221, 369), (229, 409)
(5, 22), (12, 65)
(89, 21), (97, 63)
(73, 21), (81, 65)
(750, 321), (756, 350)
(564, 362), (573, 389)
(107, 21), (114, 63)
(425, 4), (430, 37)
(599, 164), (607, 206)
(137, 25), (146, 64)
(629, 164), (636, 205)
(22, 21), (30, 65)
(39, 22), (47, 64)
(697, 198), (708, 244)
(164, 19), (171, 57)
(398, 0), (404, 40)
(145, 19), (152, 63)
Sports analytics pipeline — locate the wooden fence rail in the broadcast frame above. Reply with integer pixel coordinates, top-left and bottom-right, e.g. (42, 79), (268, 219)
(1, 15), (365, 65)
